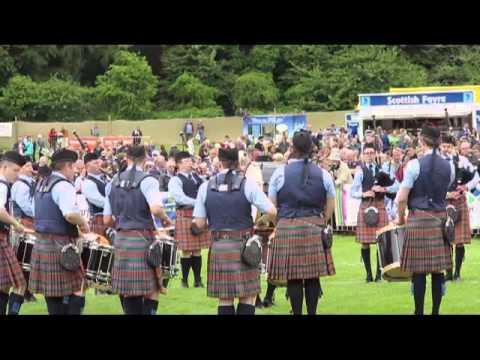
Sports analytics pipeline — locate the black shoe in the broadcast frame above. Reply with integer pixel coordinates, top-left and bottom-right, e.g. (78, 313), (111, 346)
(255, 296), (264, 309)
(453, 273), (461, 281)
(194, 280), (204, 288)
(262, 298), (274, 308)
(181, 279), (189, 288)
(24, 291), (37, 303)
(445, 271), (453, 281)
(374, 273), (382, 282)
(366, 274), (373, 283)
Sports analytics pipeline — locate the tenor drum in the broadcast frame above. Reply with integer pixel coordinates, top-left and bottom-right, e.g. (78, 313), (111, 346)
(376, 224), (411, 282)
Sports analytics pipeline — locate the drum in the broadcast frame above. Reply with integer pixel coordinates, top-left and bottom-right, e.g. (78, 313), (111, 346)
(376, 224), (412, 282)
(156, 235), (179, 279)
(16, 234), (36, 272)
(82, 241), (114, 289)
(257, 227), (287, 287)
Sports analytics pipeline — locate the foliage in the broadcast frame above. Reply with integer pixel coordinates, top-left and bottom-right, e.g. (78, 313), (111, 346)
(233, 71), (279, 111)
(168, 72), (219, 109)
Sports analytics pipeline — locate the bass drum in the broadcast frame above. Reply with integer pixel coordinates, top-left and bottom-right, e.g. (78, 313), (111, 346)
(376, 224), (412, 282)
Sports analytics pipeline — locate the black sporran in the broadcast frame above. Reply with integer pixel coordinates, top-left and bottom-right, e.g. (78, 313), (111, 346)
(442, 217), (455, 245)
(146, 239), (163, 268)
(60, 244), (81, 272)
(364, 206), (379, 227)
(241, 235), (262, 268)
(446, 204), (460, 224)
(191, 222), (204, 236)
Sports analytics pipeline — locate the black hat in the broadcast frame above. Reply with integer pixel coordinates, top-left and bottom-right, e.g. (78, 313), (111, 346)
(218, 147), (239, 162)
(174, 151), (191, 163)
(292, 130), (313, 154)
(421, 125), (440, 140)
(441, 134), (456, 146)
(127, 145), (146, 159)
(1, 151), (26, 167)
(84, 152), (99, 164)
(51, 149), (78, 164)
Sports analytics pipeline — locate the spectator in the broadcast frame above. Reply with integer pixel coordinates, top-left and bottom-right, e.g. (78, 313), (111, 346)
(159, 144), (169, 159)
(132, 127), (143, 145)
(24, 136), (34, 158)
(187, 137), (195, 156)
(184, 121), (194, 140)
(196, 121), (206, 143)
(91, 125), (100, 137)
(48, 128), (57, 150)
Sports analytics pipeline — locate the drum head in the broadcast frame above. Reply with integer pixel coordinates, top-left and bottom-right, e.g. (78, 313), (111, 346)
(382, 262), (411, 282)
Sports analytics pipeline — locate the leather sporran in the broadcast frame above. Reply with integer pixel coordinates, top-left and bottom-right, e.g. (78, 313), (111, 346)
(146, 239), (163, 268)
(60, 244), (81, 272)
(446, 204), (460, 224)
(364, 206), (379, 227)
(321, 225), (333, 250)
(442, 216), (455, 245)
(241, 235), (262, 268)
(191, 222), (204, 236)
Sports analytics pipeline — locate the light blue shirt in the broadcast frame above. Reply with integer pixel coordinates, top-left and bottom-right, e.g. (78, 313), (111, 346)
(267, 159), (336, 202)
(167, 172), (198, 207)
(400, 151), (455, 190)
(193, 169), (274, 219)
(51, 171), (79, 216)
(103, 166), (162, 216)
(83, 173), (106, 209)
(11, 175), (35, 217)
(0, 175), (8, 211)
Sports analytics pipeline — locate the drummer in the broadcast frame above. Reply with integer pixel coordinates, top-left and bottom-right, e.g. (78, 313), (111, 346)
(439, 135), (479, 281)
(267, 130), (336, 315)
(104, 145), (173, 315)
(168, 151), (210, 289)
(0, 151), (33, 315)
(29, 149), (90, 315)
(350, 143), (389, 282)
(395, 125), (454, 315)
(82, 153), (108, 238)
(10, 156), (37, 303)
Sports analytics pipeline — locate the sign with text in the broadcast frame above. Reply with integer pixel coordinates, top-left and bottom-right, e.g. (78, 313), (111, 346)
(359, 91), (474, 108)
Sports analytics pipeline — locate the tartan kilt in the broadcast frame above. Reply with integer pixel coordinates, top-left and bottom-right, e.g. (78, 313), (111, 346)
(400, 211), (452, 274)
(0, 232), (26, 290)
(111, 230), (163, 296)
(356, 198), (388, 244)
(89, 214), (107, 237)
(207, 229), (260, 299)
(175, 208), (210, 251)
(448, 195), (471, 245)
(267, 216), (335, 282)
(29, 234), (84, 297)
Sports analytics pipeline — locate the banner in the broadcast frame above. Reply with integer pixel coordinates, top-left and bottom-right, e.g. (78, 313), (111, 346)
(68, 135), (134, 151)
(0, 123), (13, 137)
(359, 91), (474, 108)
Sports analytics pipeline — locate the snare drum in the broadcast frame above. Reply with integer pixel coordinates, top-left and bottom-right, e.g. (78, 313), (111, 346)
(155, 235), (179, 279)
(82, 241), (114, 288)
(16, 234), (36, 272)
(376, 224), (412, 282)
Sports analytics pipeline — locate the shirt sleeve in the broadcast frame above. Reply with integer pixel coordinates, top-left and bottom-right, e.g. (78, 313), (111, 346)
(103, 181), (113, 216)
(83, 178), (106, 209)
(322, 169), (336, 198)
(193, 182), (208, 218)
(349, 168), (364, 199)
(168, 176), (196, 207)
(400, 159), (420, 190)
(140, 176), (163, 207)
(267, 166), (285, 201)
(51, 181), (79, 216)
(245, 179), (275, 213)
(11, 181), (34, 217)
(0, 183), (8, 210)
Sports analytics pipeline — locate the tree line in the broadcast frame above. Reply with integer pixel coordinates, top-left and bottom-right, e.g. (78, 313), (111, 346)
(1, 45), (479, 122)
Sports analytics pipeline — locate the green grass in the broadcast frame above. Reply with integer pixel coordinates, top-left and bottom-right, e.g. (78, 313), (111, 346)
(19, 235), (480, 315)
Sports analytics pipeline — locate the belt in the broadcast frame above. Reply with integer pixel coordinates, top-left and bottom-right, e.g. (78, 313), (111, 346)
(210, 229), (252, 241)
(176, 206), (193, 210)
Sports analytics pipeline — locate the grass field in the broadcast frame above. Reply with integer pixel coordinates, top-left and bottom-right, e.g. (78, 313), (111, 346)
(19, 235), (480, 315)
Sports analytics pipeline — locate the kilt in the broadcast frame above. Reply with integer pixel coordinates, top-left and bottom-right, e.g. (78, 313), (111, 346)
(0, 231), (26, 290)
(267, 216), (335, 282)
(400, 210), (452, 274)
(448, 195), (471, 245)
(89, 214), (107, 236)
(175, 208), (210, 252)
(29, 234), (84, 297)
(207, 229), (260, 299)
(111, 229), (162, 296)
(355, 198), (388, 244)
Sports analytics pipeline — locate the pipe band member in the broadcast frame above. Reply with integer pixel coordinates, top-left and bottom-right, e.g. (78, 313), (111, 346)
(192, 147), (277, 315)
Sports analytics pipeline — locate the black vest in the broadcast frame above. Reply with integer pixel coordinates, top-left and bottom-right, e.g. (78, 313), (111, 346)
(0, 180), (11, 233)
(277, 161), (327, 219)
(408, 153), (451, 212)
(361, 163), (379, 192)
(34, 175), (78, 236)
(177, 173), (203, 200)
(86, 174), (106, 215)
(205, 172), (253, 231)
(109, 169), (155, 231)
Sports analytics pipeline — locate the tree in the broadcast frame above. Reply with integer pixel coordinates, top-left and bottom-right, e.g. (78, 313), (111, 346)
(233, 71), (279, 111)
(168, 72), (219, 109)
(95, 50), (158, 119)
